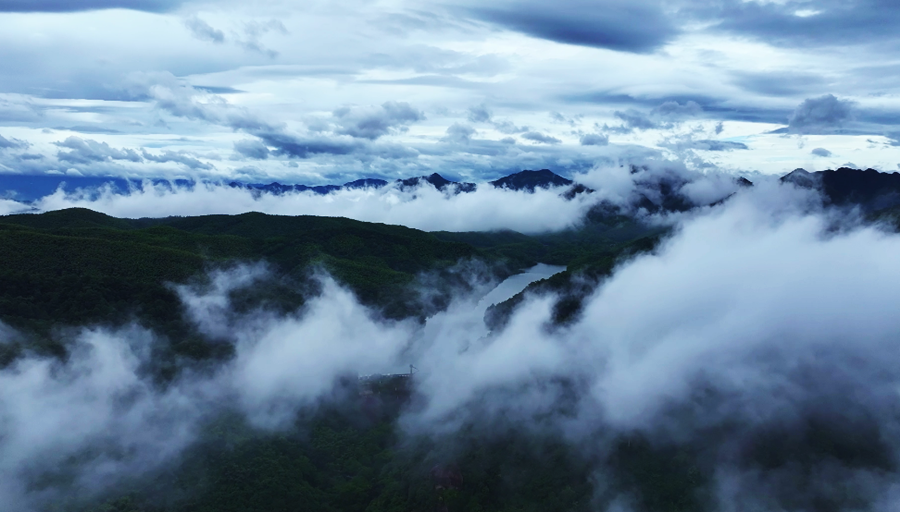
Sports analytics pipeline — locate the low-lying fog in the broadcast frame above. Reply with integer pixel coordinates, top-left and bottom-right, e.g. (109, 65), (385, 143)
(3, 176), (900, 510)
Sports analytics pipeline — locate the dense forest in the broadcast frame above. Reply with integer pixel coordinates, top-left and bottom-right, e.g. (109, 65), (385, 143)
(7, 165), (900, 511)
(0, 206), (672, 512)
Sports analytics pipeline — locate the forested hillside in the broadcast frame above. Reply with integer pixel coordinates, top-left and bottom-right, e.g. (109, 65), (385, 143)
(0, 209), (490, 365)
(0, 207), (667, 512)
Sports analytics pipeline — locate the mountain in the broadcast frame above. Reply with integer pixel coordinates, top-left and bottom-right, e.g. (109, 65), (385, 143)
(6, 173), (900, 512)
(0, 205), (664, 365)
(396, 172), (476, 193)
(781, 167), (900, 211)
(0, 209), (495, 366)
(780, 168), (819, 188)
(1, 169), (586, 202)
(344, 178), (388, 189)
(489, 169), (573, 191)
(228, 181), (343, 195)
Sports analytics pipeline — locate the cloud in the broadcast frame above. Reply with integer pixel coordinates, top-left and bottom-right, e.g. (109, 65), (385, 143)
(683, 139), (749, 151)
(235, 20), (288, 57)
(254, 131), (362, 159)
(572, 160), (741, 210)
(8, 180), (900, 509)
(580, 133), (609, 146)
(0, 326), (209, 509)
(732, 70), (827, 97)
(1, 161), (754, 230)
(444, 123), (476, 144)
(0, 133), (29, 150)
(233, 138), (270, 160)
(0, 0), (183, 12)
(183, 270), (413, 427)
(402, 184), (900, 508)
(333, 102), (425, 140)
(492, 119), (530, 134)
(652, 100), (702, 117)
(788, 94), (856, 134)
(125, 75), (410, 162)
(467, 104), (492, 123)
(612, 109), (660, 132)
(28, 179), (595, 233)
(0, 267), (417, 509)
(521, 131), (562, 144)
(706, 0), (900, 49)
(466, 0), (678, 53)
(182, 16), (286, 56)
(55, 136), (142, 164)
(0, 198), (31, 215)
(184, 16), (225, 44)
(605, 101), (706, 135)
(811, 147), (833, 157)
(140, 149), (214, 170)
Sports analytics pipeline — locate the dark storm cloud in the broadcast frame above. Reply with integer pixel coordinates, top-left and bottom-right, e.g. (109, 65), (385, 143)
(0, 134), (29, 150)
(788, 94), (856, 134)
(184, 16), (225, 44)
(812, 147), (833, 157)
(0, 0), (184, 12)
(704, 0), (900, 48)
(467, 0), (678, 53)
(333, 102), (425, 140)
(55, 137), (142, 164)
(521, 131), (561, 144)
(579, 133), (609, 146)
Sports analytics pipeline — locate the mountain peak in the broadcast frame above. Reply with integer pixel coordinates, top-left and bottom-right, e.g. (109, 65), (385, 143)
(489, 169), (573, 191)
(397, 173), (476, 193)
(781, 167), (900, 211)
(343, 178), (388, 190)
(780, 168), (818, 188)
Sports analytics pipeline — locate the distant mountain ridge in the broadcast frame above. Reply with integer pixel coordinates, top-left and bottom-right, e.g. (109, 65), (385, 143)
(0, 169), (578, 202)
(8, 166), (900, 215)
(781, 167), (900, 211)
(230, 169), (574, 196)
(490, 169), (573, 191)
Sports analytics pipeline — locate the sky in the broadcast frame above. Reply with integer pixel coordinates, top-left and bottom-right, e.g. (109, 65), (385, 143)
(1, 0), (900, 186)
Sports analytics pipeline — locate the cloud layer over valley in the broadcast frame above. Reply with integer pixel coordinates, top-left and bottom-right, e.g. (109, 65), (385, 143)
(5, 181), (900, 509)
(0, 162), (750, 232)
